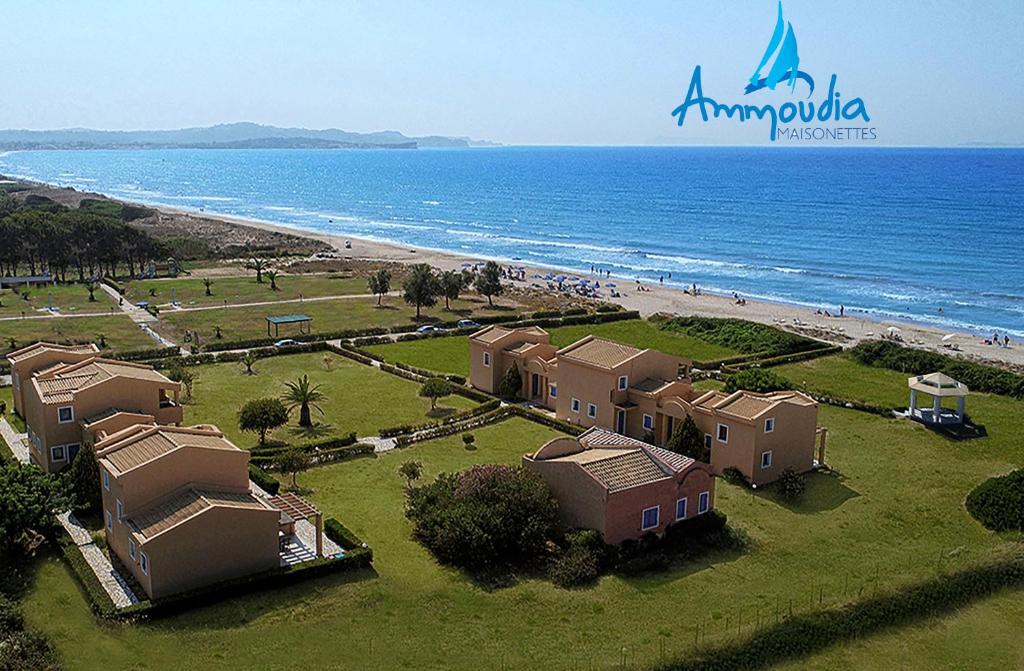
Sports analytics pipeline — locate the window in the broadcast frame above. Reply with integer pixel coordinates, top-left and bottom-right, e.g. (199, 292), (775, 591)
(587, 403), (597, 419)
(642, 414), (654, 431)
(641, 505), (660, 530)
(128, 539), (137, 561)
(717, 423), (729, 443)
(676, 498), (688, 521)
(57, 406), (74, 424)
(761, 450), (773, 469)
(571, 398), (581, 413)
(764, 417), (775, 433)
(140, 552), (149, 576)
(102, 469), (110, 491)
(50, 445), (66, 462)
(549, 385), (557, 398)
(116, 499), (124, 522)
(482, 352), (491, 368)
(704, 433), (712, 450)
(106, 510), (113, 531)
(618, 375), (628, 391)
(698, 491), (710, 514)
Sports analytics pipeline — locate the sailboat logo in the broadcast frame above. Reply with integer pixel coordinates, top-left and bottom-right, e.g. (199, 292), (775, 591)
(745, 2), (814, 97)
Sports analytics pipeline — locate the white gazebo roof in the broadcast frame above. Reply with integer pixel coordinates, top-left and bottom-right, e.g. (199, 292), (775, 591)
(908, 372), (969, 397)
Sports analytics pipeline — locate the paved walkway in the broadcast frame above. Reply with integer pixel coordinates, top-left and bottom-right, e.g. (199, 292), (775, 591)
(0, 416), (29, 462)
(56, 511), (141, 608)
(359, 435), (397, 453)
(99, 282), (157, 323)
(167, 291), (400, 314)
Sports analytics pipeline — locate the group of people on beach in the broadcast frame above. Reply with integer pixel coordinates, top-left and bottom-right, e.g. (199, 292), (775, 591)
(815, 305), (845, 318)
(988, 332), (1011, 348)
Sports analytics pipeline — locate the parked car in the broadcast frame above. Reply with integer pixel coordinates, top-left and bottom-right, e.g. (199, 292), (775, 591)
(416, 325), (441, 334)
(274, 339), (300, 347)
(456, 319), (481, 329)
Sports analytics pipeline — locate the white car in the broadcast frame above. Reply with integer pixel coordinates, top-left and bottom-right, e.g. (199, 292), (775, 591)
(457, 319), (481, 329)
(274, 339), (300, 347)
(416, 325), (441, 334)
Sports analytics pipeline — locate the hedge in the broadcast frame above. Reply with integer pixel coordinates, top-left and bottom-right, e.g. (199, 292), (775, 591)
(850, 340), (1024, 398)
(324, 518), (370, 552)
(505, 404), (586, 436)
(249, 434), (373, 468)
(655, 549), (1024, 671)
(248, 463), (280, 495)
(395, 407), (513, 446)
(965, 469), (1024, 531)
(379, 399), (501, 437)
(660, 316), (822, 358)
(52, 526), (118, 618)
(111, 345), (181, 362)
(721, 345), (843, 372)
(202, 327), (389, 352)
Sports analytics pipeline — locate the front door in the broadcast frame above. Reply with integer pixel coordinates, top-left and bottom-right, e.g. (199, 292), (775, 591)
(616, 409), (626, 434)
(531, 373), (540, 398)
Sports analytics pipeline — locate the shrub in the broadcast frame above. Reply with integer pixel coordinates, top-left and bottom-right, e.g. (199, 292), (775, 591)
(249, 463), (280, 495)
(324, 518), (367, 551)
(405, 464), (558, 568)
(548, 546), (600, 587)
(776, 468), (807, 501)
(462, 433), (475, 446)
(665, 415), (707, 461)
(722, 467), (750, 488)
(966, 470), (1024, 531)
(63, 443), (102, 514)
(724, 368), (794, 393)
(660, 316), (819, 357)
(498, 363), (522, 401)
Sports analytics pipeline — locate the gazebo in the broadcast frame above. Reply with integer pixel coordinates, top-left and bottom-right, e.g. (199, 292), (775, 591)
(907, 372), (969, 425)
(266, 313), (312, 338)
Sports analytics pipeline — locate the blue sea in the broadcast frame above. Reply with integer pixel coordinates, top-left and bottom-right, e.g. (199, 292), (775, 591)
(2, 147), (1022, 336)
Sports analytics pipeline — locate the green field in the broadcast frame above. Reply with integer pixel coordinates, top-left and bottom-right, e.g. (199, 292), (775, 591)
(123, 273), (368, 308)
(364, 318), (740, 376)
(22, 362), (1024, 671)
(0, 282), (116, 317)
(183, 351), (478, 446)
(157, 294), (520, 344)
(1, 314), (157, 353)
(0, 385), (24, 433)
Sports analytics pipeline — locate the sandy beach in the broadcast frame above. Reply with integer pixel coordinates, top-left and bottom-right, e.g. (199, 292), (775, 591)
(148, 203), (1024, 372)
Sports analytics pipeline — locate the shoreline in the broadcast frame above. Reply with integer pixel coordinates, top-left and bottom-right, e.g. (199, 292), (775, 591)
(150, 202), (1024, 370)
(5, 174), (1023, 369)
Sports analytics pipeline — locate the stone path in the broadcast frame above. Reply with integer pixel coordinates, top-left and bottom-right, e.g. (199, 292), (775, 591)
(56, 511), (141, 608)
(0, 416), (29, 463)
(359, 435), (397, 453)
(99, 282), (157, 323)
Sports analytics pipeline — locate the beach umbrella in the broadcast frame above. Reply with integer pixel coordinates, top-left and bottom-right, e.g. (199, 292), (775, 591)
(941, 333), (957, 342)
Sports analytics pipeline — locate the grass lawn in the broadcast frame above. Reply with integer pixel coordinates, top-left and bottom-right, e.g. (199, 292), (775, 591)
(364, 318), (741, 376)
(157, 294), (521, 344)
(183, 351), (477, 446)
(0, 282), (116, 317)
(22, 385), (1024, 670)
(122, 274), (368, 309)
(1, 314), (157, 353)
(0, 385), (25, 433)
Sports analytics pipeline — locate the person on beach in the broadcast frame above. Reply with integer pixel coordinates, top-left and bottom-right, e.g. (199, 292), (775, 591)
(1005, 335), (1011, 348)
(840, 305), (845, 317)
(659, 276), (664, 284)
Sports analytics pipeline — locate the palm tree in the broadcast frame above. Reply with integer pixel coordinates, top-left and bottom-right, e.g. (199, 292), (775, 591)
(265, 270), (279, 291)
(247, 256), (269, 283)
(241, 351), (258, 375)
(203, 277), (213, 296)
(282, 374), (326, 427)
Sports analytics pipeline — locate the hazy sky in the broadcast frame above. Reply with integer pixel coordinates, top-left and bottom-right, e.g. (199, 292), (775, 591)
(4, 1), (1023, 145)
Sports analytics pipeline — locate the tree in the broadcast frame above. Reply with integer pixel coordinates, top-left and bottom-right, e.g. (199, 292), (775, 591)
(367, 268), (392, 306)
(0, 461), (68, 552)
(474, 260), (504, 306)
(439, 269), (463, 310)
(240, 350), (258, 375)
(398, 460), (423, 488)
(265, 270), (279, 291)
(238, 397), (289, 444)
(498, 363), (522, 401)
(666, 415), (708, 461)
(282, 374), (326, 427)
(202, 277), (213, 296)
(403, 263), (439, 319)
(276, 447), (312, 489)
(419, 377), (452, 410)
(246, 256), (269, 283)
(63, 444), (101, 514)
(166, 362), (196, 402)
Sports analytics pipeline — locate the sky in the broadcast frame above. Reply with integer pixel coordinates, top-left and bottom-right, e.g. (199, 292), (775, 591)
(3, 0), (1024, 145)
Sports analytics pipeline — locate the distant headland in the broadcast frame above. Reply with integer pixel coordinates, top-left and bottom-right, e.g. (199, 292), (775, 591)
(0, 121), (500, 151)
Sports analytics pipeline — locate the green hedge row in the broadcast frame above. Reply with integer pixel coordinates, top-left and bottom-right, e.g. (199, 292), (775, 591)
(202, 327), (390, 352)
(52, 527), (118, 618)
(324, 518), (370, 552)
(659, 316), (822, 358)
(248, 463), (280, 495)
(722, 345), (843, 373)
(379, 399), (501, 437)
(505, 404), (586, 436)
(850, 341), (1024, 398)
(965, 469), (1024, 531)
(655, 549), (1024, 671)
(112, 345), (182, 362)
(394, 407), (512, 446)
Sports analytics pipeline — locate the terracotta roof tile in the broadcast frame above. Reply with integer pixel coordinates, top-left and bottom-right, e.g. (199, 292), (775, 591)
(582, 451), (669, 492)
(129, 488), (268, 539)
(560, 337), (642, 369)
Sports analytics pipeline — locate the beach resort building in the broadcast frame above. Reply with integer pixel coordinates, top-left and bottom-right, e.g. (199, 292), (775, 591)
(6, 345), (183, 473)
(94, 423), (283, 599)
(470, 326), (824, 486)
(523, 427), (716, 544)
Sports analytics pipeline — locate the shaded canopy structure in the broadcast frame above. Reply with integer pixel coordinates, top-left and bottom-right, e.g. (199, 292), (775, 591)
(908, 372), (969, 425)
(266, 313), (311, 337)
(268, 492), (324, 558)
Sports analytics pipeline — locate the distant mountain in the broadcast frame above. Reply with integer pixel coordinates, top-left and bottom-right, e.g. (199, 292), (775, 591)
(0, 122), (498, 150)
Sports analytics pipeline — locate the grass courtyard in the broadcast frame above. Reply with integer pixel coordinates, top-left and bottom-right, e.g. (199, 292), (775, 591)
(183, 351), (478, 446)
(122, 273), (368, 309)
(1, 313), (157, 354)
(156, 293), (523, 345)
(0, 282), (116, 318)
(363, 318), (741, 377)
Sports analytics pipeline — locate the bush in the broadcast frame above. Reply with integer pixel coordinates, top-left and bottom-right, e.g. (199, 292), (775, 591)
(324, 518), (368, 551)
(722, 467), (750, 488)
(462, 433), (475, 446)
(405, 464), (558, 568)
(724, 368), (794, 393)
(660, 316), (819, 357)
(548, 546), (600, 587)
(850, 341), (1024, 398)
(248, 463), (280, 495)
(498, 363), (522, 401)
(776, 468), (806, 501)
(64, 443), (102, 514)
(966, 470), (1024, 531)
(665, 415), (707, 461)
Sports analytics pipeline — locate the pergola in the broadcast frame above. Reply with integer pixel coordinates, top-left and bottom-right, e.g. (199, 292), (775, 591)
(266, 314), (312, 338)
(907, 372), (969, 425)
(268, 492), (324, 558)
